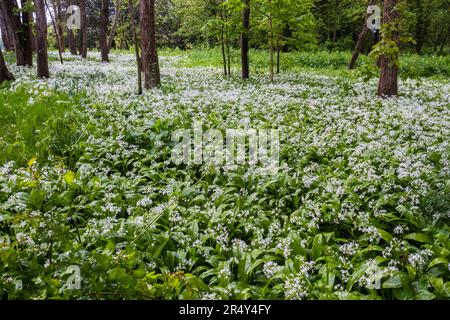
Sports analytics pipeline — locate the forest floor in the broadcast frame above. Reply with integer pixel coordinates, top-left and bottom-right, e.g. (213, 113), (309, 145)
(0, 51), (449, 299)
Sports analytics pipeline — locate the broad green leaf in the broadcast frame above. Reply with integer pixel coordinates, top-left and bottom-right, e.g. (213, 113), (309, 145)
(405, 233), (431, 243)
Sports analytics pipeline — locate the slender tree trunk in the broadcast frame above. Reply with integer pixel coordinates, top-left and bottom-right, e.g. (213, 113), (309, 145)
(377, 0), (399, 97)
(240, 0), (250, 79)
(226, 38), (231, 77)
(268, 11), (274, 82)
(33, 0), (49, 78)
(79, 0), (87, 58)
(52, 0), (65, 53)
(349, 0), (376, 70)
(0, 48), (15, 82)
(276, 43), (280, 74)
(46, 0), (64, 64)
(99, 0), (109, 62)
(107, 0), (121, 53)
(220, 5), (227, 77)
(140, 0), (160, 89)
(221, 33), (227, 77)
(128, 0), (141, 95)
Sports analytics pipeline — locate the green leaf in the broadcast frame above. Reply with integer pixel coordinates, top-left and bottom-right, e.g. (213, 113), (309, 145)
(346, 262), (369, 291)
(427, 257), (448, 269)
(312, 234), (324, 260)
(382, 275), (402, 289)
(377, 228), (393, 242)
(405, 233), (431, 243)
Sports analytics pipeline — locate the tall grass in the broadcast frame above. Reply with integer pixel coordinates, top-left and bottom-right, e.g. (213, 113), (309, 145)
(0, 85), (86, 168)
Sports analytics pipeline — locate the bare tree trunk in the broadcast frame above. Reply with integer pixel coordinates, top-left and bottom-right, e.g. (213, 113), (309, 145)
(79, 0), (87, 58)
(226, 38), (231, 77)
(221, 33), (227, 77)
(107, 0), (121, 53)
(66, 0), (77, 54)
(220, 4), (227, 77)
(240, 0), (250, 79)
(0, 7), (14, 51)
(67, 26), (78, 55)
(349, 0), (376, 70)
(99, 0), (109, 62)
(2, 0), (32, 66)
(33, 0), (49, 78)
(0, 48), (15, 82)
(378, 0), (399, 97)
(128, 0), (141, 95)
(140, 0), (160, 89)
(45, 0), (64, 64)
(51, 0), (65, 53)
(268, 10), (274, 82)
(276, 43), (280, 74)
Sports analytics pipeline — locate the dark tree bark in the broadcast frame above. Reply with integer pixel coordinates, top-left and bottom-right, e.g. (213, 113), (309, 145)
(0, 5), (14, 51)
(33, 0), (49, 78)
(0, 48), (15, 82)
(66, 0), (77, 55)
(349, 0), (377, 70)
(140, 0), (160, 89)
(240, 0), (250, 79)
(20, 0), (33, 65)
(79, 0), (87, 58)
(2, 0), (33, 66)
(377, 0), (399, 97)
(67, 26), (78, 54)
(128, 0), (142, 95)
(99, 0), (109, 62)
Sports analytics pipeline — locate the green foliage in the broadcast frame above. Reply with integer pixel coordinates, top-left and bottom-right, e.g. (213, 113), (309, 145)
(0, 85), (87, 168)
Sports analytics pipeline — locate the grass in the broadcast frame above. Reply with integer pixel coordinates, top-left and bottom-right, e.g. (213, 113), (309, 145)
(159, 47), (450, 80)
(0, 84), (87, 168)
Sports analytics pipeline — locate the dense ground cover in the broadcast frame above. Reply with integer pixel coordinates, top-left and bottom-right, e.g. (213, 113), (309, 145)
(0, 51), (449, 299)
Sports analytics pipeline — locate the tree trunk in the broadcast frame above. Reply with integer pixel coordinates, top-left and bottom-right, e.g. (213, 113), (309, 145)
(268, 11), (274, 82)
(0, 7), (14, 51)
(128, 0), (142, 95)
(79, 0), (87, 58)
(46, 0), (64, 64)
(66, 0), (77, 54)
(377, 0), (399, 97)
(99, 0), (109, 62)
(68, 28), (78, 55)
(276, 43), (280, 74)
(2, 0), (32, 66)
(140, 0), (160, 89)
(107, 0), (121, 53)
(226, 37), (231, 77)
(221, 33), (227, 77)
(33, 0), (49, 78)
(240, 0), (250, 79)
(0, 48), (15, 82)
(349, 0), (376, 70)
(51, 0), (65, 53)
